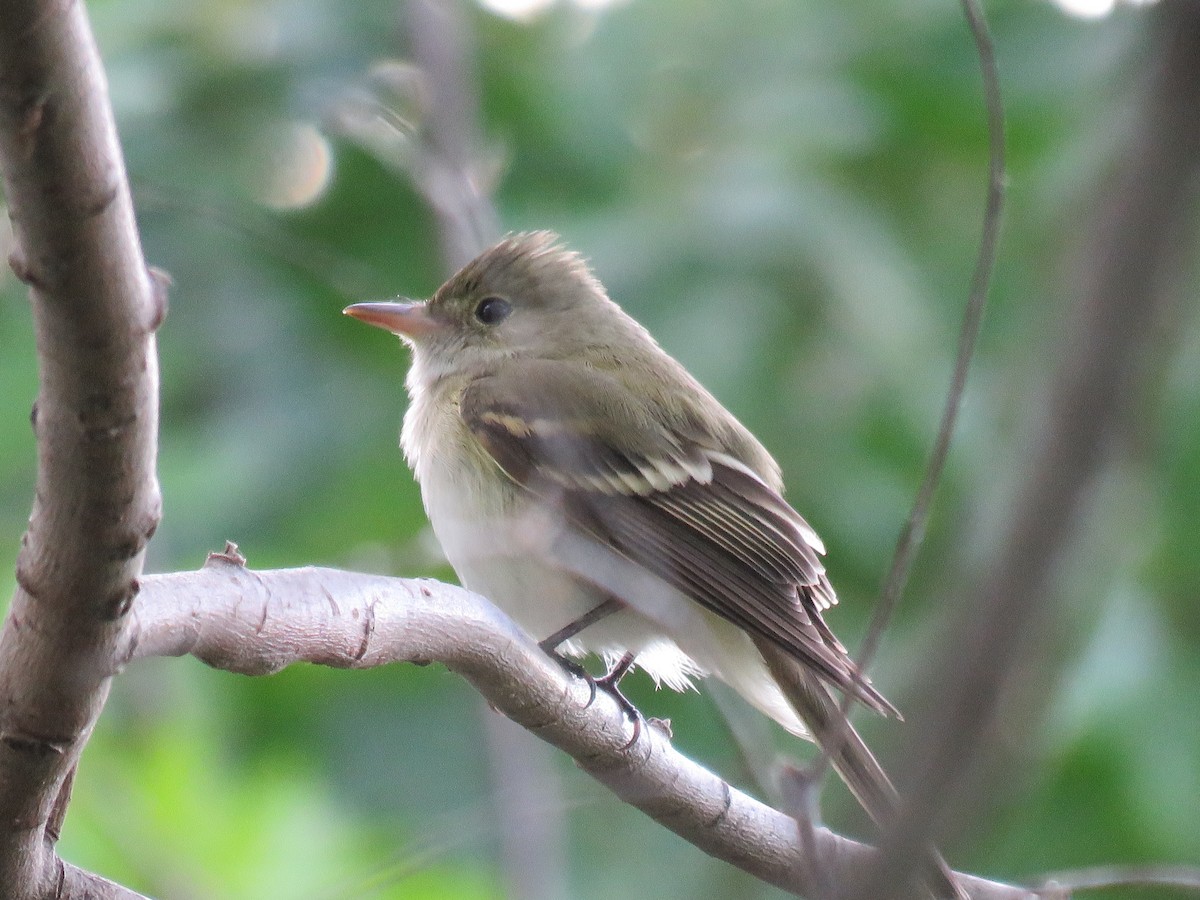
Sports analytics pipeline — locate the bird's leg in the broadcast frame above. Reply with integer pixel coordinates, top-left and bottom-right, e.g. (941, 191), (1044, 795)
(537, 597), (623, 705)
(538, 600), (644, 745)
(538, 596), (623, 651)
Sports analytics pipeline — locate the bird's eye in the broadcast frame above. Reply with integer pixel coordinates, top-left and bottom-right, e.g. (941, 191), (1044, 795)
(474, 296), (512, 325)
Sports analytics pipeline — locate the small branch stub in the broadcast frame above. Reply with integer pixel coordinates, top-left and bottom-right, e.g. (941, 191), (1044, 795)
(206, 541), (248, 567)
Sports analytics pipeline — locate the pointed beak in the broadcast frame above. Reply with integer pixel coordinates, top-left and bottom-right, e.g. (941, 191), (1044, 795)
(343, 300), (440, 340)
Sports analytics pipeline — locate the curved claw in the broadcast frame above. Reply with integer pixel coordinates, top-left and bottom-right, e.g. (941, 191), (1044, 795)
(619, 713), (642, 751)
(539, 643), (598, 707)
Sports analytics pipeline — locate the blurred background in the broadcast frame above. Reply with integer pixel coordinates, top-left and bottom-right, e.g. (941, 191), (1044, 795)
(1, 0), (1198, 897)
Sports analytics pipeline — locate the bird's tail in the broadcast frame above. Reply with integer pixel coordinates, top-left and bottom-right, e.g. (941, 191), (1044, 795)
(754, 640), (965, 900)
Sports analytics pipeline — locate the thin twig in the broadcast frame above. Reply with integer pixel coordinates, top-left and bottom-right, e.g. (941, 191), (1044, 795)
(809, 0), (1006, 803)
(857, 0), (1006, 692)
(1035, 863), (1200, 896)
(1032, 864), (1200, 897)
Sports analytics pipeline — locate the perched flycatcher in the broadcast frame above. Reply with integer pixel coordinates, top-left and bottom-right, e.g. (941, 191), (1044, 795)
(346, 232), (959, 897)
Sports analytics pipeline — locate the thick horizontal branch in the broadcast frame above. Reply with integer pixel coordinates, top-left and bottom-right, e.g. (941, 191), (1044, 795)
(127, 558), (1029, 899)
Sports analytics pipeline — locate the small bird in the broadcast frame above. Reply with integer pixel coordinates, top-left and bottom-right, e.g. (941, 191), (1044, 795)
(346, 232), (958, 896)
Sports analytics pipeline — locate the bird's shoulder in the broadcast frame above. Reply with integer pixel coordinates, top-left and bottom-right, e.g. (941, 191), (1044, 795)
(459, 360), (697, 495)
(459, 355), (781, 493)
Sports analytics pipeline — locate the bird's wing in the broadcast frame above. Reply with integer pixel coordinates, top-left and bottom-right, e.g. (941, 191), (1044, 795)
(460, 363), (892, 715)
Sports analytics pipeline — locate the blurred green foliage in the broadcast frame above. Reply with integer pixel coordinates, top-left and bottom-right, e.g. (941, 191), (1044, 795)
(1, 0), (1198, 897)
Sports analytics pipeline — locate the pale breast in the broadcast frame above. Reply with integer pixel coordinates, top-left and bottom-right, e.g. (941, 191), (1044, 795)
(403, 379), (598, 636)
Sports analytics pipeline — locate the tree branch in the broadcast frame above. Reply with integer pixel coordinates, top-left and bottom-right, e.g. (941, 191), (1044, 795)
(125, 557), (1031, 900)
(403, 0), (499, 271)
(0, 0), (162, 896)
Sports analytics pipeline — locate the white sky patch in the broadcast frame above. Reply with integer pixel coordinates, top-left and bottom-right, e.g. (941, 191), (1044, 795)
(1051, 0), (1157, 19)
(477, 0), (627, 22)
(477, 0), (556, 20)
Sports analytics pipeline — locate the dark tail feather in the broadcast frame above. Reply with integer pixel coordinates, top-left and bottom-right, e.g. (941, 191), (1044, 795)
(754, 640), (964, 900)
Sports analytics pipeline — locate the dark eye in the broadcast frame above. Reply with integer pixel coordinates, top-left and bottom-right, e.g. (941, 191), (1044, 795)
(474, 296), (512, 325)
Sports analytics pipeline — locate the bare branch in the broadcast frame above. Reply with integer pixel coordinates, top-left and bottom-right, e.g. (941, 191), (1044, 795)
(0, 0), (162, 896)
(817, 0), (1007, 846)
(404, 0), (499, 269)
(1035, 864), (1200, 896)
(124, 559), (1031, 900)
(854, 0), (1006, 688)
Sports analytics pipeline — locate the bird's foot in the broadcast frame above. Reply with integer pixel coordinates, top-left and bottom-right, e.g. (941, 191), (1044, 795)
(595, 653), (642, 749)
(536, 643), (644, 748)
(537, 639), (598, 707)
